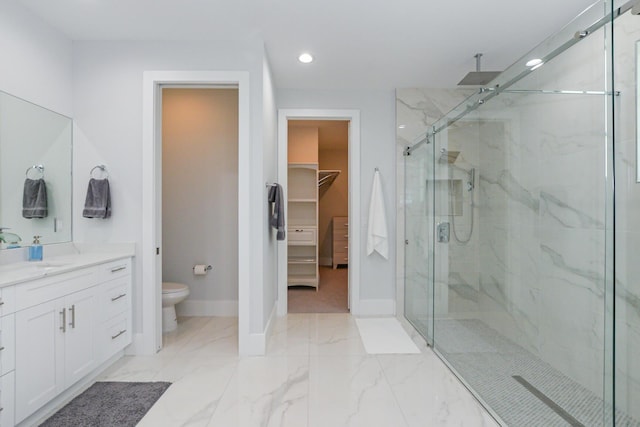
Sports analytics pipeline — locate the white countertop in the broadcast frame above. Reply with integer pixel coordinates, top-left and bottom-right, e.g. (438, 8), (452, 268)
(0, 244), (135, 288)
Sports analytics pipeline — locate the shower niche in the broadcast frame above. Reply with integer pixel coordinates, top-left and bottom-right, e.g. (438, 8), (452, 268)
(430, 179), (463, 216)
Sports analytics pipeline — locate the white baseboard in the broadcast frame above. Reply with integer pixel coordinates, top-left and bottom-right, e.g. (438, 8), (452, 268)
(176, 299), (238, 317)
(319, 257), (332, 266)
(356, 299), (396, 316)
(244, 304), (276, 356)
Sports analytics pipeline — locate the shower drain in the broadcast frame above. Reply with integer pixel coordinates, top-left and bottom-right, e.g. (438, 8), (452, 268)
(512, 375), (585, 427)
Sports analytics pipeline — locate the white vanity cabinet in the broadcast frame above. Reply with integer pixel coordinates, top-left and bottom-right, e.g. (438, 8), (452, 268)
(10, 256), (132, 425)
(0, 285), (16, 427)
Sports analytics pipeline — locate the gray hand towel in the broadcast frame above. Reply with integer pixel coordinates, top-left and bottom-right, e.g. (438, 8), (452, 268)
(268, 184), (285, 240)
(83, 178), (112, 219)
(22, 178), (48, 218)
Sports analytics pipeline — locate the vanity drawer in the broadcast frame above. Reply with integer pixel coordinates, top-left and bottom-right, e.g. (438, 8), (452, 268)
(288, 228), (316, 246)
(0, 371), (15, 427)
(0, 286), (16, 317)
(99, 314), (131, 363)
(0, 315), (15, 376)
(15, 269), (95, 312)
(96, 259), (132, 283)
(100, 278), (131, 321)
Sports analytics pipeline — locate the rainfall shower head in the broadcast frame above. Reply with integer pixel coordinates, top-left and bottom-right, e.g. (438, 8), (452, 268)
(439, 149), (460, 164)
(458, 53), (502, 86)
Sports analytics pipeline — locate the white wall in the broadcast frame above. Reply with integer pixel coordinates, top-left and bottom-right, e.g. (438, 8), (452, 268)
(162, 88), (238, 315)
(0, 0), (72, 116)
(72, 40), (272, 340)
(277, 89), (396, 306)
(262, 55), (278, 328)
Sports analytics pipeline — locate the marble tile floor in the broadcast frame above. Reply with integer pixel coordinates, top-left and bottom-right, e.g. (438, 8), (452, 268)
(98, 314), (498, 427)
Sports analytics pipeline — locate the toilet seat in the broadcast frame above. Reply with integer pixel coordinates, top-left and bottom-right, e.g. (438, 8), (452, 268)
(162, 281), (188, 294)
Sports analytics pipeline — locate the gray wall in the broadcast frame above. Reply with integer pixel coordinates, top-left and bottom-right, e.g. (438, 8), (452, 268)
(162, 88), (238, 310)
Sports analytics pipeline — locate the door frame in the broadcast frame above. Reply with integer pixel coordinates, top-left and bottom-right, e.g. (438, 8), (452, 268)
(277, 109), (361, 316)
(141, 71), (250, 354)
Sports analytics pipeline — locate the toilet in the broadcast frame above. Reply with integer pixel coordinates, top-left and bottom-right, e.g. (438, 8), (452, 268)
(162, 282), (190, 332)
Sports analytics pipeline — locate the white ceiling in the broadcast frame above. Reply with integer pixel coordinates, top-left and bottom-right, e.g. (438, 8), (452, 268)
(22, 0), (597, 89)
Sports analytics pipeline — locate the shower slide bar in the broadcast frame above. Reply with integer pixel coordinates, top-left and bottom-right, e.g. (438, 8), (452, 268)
(404, 0), (634, 157)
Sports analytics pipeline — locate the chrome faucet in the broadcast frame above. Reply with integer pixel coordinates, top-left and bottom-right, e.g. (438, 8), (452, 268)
(0, 227), (22, 245)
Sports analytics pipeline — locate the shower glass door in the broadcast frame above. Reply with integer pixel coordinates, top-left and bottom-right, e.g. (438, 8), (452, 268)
(404, 139), (434, 343)
(402, 1), (622, 425)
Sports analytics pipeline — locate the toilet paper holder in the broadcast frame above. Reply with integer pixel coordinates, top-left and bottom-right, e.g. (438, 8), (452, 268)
(193, 264), (213, 274)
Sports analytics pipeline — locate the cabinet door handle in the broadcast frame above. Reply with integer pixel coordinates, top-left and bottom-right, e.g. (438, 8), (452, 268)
(0, 299), (4, 306)
(69, 304), (76, 329)
(344, 246), (348, 249)
(111, 266), (127, 273)
(60, 308), (66, 333)
(344, 234), (348, 238)
(295, 229), (303, 232)
(111, 294), (126, 302)
(0, 346), (5, 351)
(111, 329), (127, 340)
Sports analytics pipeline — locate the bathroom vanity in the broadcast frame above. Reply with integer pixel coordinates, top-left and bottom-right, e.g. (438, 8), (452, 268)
(0, 248), (134, 426)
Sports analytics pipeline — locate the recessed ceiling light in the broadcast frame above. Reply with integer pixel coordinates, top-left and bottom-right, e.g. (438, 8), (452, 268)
(298, 53), (314, 64)
(398, 125), (406, 129)
(526, 58), (543, 67)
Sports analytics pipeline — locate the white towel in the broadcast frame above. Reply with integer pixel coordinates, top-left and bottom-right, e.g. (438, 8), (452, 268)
(367, 170), (388, 259)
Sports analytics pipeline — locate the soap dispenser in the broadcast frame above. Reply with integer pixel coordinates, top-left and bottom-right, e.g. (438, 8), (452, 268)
(29, 235), (43, 261)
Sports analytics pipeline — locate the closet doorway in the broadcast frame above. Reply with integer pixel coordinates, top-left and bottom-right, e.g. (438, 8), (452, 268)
(287, 120), (349, 313)
(276, 110), (361, 317)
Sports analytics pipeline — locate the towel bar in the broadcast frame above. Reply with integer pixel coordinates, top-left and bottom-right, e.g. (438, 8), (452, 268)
(90, 164), (109, 179)
(25, 164), (44, 179)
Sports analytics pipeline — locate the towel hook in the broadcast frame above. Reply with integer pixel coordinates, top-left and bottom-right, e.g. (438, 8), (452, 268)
(90, 165), (109, 179)
(25, 165), (44, 179)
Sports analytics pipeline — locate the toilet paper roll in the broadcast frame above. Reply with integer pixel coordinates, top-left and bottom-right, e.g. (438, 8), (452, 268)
(193, 264), (211, 275)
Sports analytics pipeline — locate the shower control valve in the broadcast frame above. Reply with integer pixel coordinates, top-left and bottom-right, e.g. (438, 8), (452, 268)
(437, 222), (450, 243)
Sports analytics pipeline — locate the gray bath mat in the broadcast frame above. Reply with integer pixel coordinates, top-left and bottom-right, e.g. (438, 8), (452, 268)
(40, 381), (171, 427)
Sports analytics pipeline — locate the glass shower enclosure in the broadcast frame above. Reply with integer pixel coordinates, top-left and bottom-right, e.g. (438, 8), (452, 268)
(401, 1), (640, 425)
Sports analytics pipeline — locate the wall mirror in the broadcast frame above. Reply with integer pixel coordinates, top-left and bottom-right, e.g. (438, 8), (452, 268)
(0, 90), (72, 249)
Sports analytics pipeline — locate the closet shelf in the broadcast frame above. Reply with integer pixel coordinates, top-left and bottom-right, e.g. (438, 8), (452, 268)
(288, 274), (318, 285)
(288, 256), (317, 264)
(318, 170), (341, 188)
(289, 198), (317, 203)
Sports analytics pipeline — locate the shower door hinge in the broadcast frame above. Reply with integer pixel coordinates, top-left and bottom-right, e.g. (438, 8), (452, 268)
(156, 247), (160, 255)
